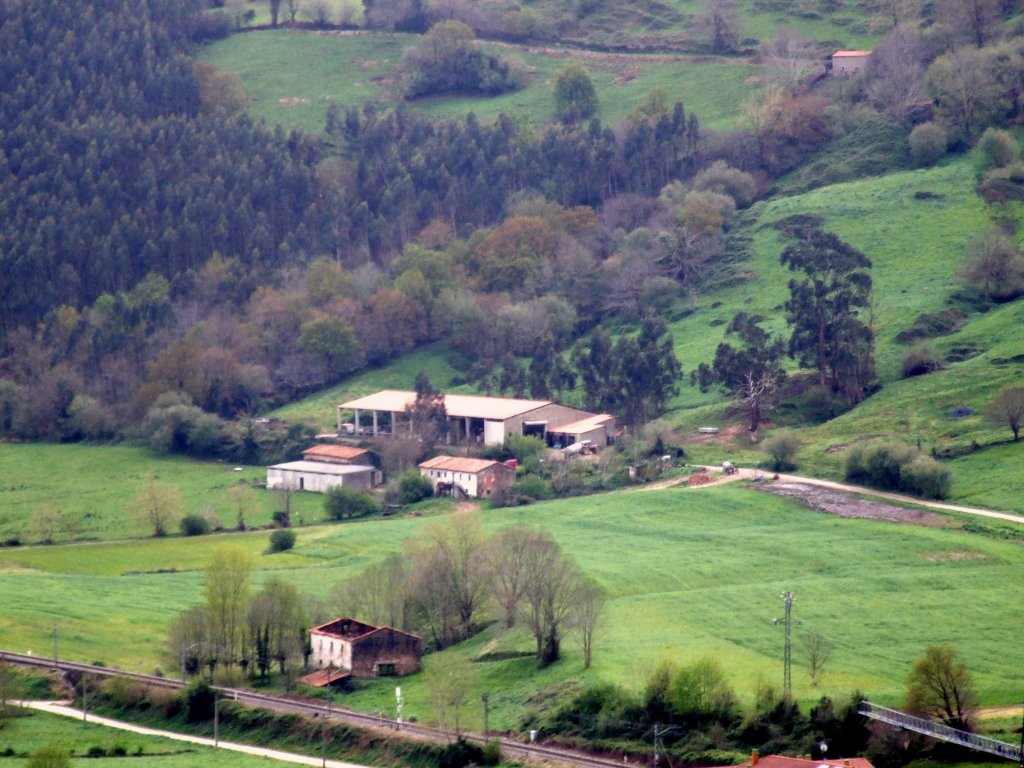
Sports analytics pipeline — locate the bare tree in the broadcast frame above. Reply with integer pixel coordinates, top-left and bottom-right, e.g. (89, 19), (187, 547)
(763, 29), (822, 94)
(938, 0), (1001, 48)
(521, 533), (582, 666)
(872, 0), (919, 31)
(426, 654), (477, 739)
(693, 0), (739, 54)
(28, 503), (63, 544)
(433, 512), (488, 635)
(958, 230), (1024, 302)
(225, 483), (256, 531)
(0, 659), (23, 719)
(487, 526), (541, 628)
(985, 386), (1024, 441)
(906, 644), (977, 730)
(801, 631), (834, 686)
(130, 475), (182, 537)
(573, 577), (606, 669)
(406, 538), (459, 649)
(866, 29), (927, 124)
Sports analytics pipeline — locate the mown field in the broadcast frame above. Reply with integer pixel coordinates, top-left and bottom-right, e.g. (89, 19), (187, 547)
(198, 30), (763, 134)
(1, 480), (1022, 732)
(0, 443), (326, 543)
(0, 708), (279, 767)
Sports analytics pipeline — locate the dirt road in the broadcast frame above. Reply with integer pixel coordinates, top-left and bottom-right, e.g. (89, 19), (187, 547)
(679, 466), (1024, 526)
(18, 701), (371, 768)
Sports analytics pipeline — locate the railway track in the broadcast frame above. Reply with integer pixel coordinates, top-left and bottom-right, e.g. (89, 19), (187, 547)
(0, 651), (628, 768)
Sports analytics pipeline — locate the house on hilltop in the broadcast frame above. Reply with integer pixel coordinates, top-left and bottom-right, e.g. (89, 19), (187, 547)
(418, 455), (515, 498)
(338, 390), (611, 447)
(303, 618), (422, 682)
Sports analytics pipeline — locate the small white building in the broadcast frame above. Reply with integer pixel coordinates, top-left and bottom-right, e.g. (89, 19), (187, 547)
(266, 461), (381, 493)
(418, 455), (515, 498)
(831, 50), (871, 76)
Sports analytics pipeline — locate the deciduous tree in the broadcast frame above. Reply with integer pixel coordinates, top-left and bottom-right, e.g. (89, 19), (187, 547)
(985, 386), (1024, 441)
(203, 546), (254, 669)
(906, 644), (976, 730)
(130, 475), (182, 537)
(801, 631), (834, 687)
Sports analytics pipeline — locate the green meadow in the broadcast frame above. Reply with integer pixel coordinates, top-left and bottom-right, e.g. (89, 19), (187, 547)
(2, 482), (1023, 729)
(0, 708), (293, 767)
(0, 443), (329, 544)
(198, 30), (762, 134)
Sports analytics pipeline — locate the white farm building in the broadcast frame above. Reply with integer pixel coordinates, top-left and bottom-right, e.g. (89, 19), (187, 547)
(266, 461), (381, 493)
(338, 390), (612, 447)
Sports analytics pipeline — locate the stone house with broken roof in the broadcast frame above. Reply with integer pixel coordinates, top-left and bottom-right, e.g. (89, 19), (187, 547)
(308, 617), (422, 678)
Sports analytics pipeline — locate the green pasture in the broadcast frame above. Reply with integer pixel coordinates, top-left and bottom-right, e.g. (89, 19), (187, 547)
(1, 483), (1023, 729)
(0, 443), (326, 543)
(198, 29), (762, 133)
(0, 708), (290, 767)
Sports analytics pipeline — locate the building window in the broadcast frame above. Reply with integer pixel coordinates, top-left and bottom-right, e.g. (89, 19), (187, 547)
(377, 662), (396, 676)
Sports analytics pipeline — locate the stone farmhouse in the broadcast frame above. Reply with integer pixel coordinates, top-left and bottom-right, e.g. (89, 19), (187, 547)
(304, 618), (422, 683)
(418, 455), (516, 498)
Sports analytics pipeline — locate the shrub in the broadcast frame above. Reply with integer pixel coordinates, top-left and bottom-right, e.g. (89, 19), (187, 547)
(909, 122), (947, 166)
(397, 469), (434, 504)
(692, 160), (758, 208)
(481, 740), (502, 765)
(403, 21), (524, 99)
(268, 528), (296, 553)
(554, 63), (598, 120)
(184, 681), (215, 723)
(27, 744), (70, 768)
(844, 441), (951, 499)
(511, 474), (553, 502)
(763, 432), (800, 471)
(86, 746), (107, 758)
(437, 739), (485, 768)
(901, 345), (944, 378)
(324, 485), (380, 520)
(977, 127), (1019, 169)
(271, 510), (290, 528)
(900, 455), (952, 499)
(179, 514), (209, 537)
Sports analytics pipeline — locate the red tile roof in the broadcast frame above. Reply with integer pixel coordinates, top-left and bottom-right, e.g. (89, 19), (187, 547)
(302, 444), (369, 461)
(297, 668), (351, 687)
(832, 50), (872, 57)
(419, 455), (509, 474)
(722, 756), (875, 768)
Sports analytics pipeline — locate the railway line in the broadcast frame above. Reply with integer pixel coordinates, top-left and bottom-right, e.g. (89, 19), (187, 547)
(0, 650), (628, 768)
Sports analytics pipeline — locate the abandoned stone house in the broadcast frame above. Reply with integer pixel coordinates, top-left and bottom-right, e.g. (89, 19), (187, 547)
(830, 50), (871, 76)
(307, 618), (422, 679)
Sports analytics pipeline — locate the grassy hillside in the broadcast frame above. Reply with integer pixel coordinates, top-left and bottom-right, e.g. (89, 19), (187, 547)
(2, 482), (1023, 726)
(198, 30), (763, 133)
(0, 444), (324, 543)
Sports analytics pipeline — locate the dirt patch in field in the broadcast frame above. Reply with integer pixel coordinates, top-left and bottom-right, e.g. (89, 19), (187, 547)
(922, 549), (989, 562)
(756, 481), (951, 526)
(278, 97), (311, 106)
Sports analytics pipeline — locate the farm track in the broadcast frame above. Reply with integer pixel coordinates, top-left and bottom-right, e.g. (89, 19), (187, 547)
(0, 651), (626, 768)
(682, 466), (1024, 526)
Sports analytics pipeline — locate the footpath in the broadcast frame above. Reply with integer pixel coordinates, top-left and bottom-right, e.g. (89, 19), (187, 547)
(17, 701), (372, 768)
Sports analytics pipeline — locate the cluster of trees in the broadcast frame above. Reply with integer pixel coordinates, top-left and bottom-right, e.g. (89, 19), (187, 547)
(696, 223), (876, 432)
(333, 515), (605, 666)
(401, 21), (525, 99)
(169, 546), (323, 684)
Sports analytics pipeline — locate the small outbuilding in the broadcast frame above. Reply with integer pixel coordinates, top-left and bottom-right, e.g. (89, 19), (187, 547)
(546, 413), (615, 449)
(307, 618), (422, 679)
(830, 50), (871, 76)
(418, 455), (515, 498)
(302, 444), (371, 465)
(266, 461), (381, 493)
